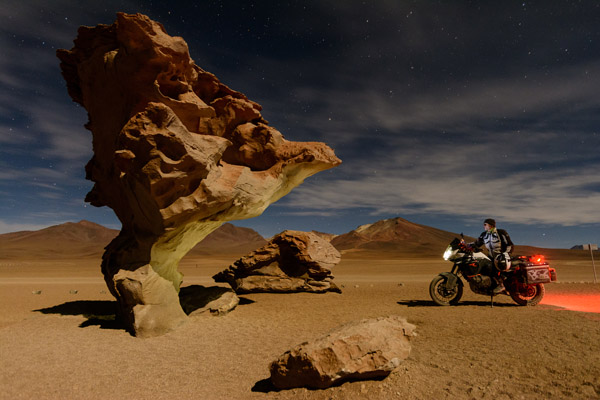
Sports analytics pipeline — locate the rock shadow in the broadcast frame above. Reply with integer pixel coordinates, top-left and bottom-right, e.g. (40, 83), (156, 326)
(251, 378), (278, 393)
(252, 375), (387, 393)
(178, 284), (254, 315)
(35, 300), (123, 330)
(397, 299), (515, 307)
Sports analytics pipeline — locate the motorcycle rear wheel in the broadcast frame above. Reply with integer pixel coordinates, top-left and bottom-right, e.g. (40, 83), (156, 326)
(429, 275), (463, 306)
(509, 282), (545, 306)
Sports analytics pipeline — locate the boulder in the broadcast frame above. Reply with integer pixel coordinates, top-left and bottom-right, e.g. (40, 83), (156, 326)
(179, 285), (239, 316)
(57, 13), (340, 336)
(270, 316), (417, 389)
(213, 231), (342, 293)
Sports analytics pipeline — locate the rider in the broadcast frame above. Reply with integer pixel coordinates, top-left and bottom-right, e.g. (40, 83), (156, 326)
(470, 218), (514, 294)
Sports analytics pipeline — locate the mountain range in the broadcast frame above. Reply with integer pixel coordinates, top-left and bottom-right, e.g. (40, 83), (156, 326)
(0, 217), (583, 260)
(0, 220), (266, 260)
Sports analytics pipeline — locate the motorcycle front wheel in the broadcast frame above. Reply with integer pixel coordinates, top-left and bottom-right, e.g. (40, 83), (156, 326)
(509, 282), (545, 306)
(429, 275), (463, 306)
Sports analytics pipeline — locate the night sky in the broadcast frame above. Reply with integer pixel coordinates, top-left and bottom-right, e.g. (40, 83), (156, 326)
(1, 1), (599, 248)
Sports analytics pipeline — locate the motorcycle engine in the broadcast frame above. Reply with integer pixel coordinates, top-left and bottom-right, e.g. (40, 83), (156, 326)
(469, 275), (492, 295)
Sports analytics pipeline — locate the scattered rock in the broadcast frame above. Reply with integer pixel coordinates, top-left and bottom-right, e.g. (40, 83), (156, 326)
(269, 316), (417, 389)
(57, 13), (340, 336)
(179, 285), (239, 316)
(69, 290), (78, 294)
(31, 290), (42, 295)
(213, 231), (341, 293)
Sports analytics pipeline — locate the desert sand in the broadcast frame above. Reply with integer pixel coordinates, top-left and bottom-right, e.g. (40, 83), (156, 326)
(1, 251), (599, 400)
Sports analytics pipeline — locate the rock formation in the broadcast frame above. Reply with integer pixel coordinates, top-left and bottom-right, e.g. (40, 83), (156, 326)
(213, 231), (341, 293)
(270, 316), (417, 389)
(57, 13), (341, 337)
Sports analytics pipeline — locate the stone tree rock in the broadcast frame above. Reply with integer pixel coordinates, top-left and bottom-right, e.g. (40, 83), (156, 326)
(56, 13), (341, 337)
(213, 231), (341, 293)
(270, 316), (417, 389)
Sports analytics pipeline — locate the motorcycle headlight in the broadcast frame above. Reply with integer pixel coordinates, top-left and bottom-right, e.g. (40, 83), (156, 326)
(443, 247), (453, 260)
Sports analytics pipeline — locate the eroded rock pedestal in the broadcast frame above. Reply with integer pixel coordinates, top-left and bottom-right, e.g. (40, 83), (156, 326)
(213, 231), (341, 293)
(57, 13), (340, 337)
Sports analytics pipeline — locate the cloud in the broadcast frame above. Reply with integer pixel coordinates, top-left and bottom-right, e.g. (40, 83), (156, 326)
(278, 131), (600, 227)
(272, 210), (341, 218)
(0, 123), (37, 145)
(281, 169), (600, 226)
(0, 65), (91, 176)
(282, 61), (600, 139)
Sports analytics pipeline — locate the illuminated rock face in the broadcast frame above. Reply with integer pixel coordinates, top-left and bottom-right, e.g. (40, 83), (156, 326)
(57, 13), (341, 337)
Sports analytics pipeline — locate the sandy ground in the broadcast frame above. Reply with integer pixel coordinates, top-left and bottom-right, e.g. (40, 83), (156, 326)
(1, 254), (599, 399)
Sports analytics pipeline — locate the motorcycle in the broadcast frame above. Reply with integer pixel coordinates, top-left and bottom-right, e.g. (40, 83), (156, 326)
(429, 236), (557, 306)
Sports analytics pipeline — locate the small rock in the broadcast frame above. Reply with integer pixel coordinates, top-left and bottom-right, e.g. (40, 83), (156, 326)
(179, 285), (239, 317)
(31, 290), (42, 295)
(69, 290), (78, 294)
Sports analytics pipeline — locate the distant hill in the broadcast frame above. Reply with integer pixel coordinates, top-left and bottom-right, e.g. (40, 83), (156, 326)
(187, 223), (267, 256)
(330, 217), (474, 257)
(0, 220), (118, 259)
(310, 230), (338, 242)
(0, 220), (265, 260)
(2, 218), (584, 262)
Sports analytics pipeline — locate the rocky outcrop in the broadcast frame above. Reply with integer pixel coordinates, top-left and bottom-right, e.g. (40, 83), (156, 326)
(270, 316), (417, 389)
(213, 231), (341, 293)
(57, 13), (340, 337)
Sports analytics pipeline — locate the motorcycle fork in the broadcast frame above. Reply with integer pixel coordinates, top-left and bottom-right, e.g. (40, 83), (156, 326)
(451, 264), (459, 275)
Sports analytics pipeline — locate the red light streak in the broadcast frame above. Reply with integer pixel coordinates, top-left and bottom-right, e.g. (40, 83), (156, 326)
(542, 293), (600, 313)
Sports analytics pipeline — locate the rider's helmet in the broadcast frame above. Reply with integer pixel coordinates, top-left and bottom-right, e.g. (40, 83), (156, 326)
(494, 252), (511, 271)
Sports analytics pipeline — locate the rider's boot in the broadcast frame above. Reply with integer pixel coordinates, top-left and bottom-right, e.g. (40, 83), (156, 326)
(492, 276), (505, 294)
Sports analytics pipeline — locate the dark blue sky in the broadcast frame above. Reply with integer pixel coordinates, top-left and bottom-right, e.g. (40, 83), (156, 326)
(1, 1), (599, 248)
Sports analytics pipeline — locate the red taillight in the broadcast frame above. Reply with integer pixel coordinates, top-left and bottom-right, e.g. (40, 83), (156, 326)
(529, 255), (546, 264)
